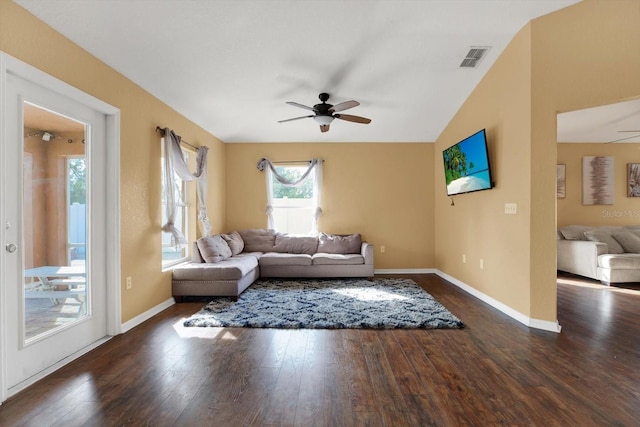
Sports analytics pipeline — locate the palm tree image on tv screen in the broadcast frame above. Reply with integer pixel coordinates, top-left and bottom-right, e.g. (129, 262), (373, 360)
(443, 129), (492, 196)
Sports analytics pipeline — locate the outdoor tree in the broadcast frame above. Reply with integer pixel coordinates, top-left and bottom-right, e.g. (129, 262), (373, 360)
(68, 158), (86, 204)
(273, 167), (313, 199)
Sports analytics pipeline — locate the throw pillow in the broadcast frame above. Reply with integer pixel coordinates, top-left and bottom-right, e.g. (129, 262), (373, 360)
(559, 225), (591, 241)
(238, 228), (277, 252)
(317, 233), (362, 254)
(584, 228), (624, 254)
(197, 235), (232, 263)
(612, 231), (640, 253)
(222, 231), (244, 255)
(273, 233), (319, 255)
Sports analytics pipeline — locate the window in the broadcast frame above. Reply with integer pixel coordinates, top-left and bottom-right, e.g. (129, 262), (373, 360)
(66, 157), (86, 266)
(161, 146), (190, 266)
(270, 165), (316, 234)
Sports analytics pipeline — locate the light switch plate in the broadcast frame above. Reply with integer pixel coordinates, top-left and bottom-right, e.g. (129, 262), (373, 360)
(504, 203), (517, 214)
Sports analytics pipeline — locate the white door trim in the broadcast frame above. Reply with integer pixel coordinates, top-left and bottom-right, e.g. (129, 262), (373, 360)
(0, 51), (121, 403)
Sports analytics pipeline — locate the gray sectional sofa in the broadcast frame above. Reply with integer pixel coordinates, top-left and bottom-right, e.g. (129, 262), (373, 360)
(557, 224), (640, 284)
(172, 228), (374, 301)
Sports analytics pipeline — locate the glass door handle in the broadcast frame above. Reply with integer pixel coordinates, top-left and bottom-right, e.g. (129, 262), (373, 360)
(5, 243), (17, 253)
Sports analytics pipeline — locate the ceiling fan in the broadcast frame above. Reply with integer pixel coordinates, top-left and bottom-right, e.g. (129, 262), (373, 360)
(278, 93), (371, 133)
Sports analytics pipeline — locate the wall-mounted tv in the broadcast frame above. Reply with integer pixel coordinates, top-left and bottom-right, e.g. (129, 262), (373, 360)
(443, 129), (493, 196)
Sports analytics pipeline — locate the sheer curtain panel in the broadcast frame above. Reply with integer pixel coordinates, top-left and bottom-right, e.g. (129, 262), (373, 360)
(161, 128), (210, 246)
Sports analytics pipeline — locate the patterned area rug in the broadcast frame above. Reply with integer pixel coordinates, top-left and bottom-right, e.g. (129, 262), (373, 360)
(183, 278), (464, 329)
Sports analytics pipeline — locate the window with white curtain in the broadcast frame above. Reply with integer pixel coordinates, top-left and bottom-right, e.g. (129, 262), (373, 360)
(161, 147), (190, 266)
(270, 165), (316, 234)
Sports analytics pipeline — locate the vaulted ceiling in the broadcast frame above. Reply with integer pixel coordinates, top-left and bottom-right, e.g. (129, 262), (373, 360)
(15, 0), (583, 143)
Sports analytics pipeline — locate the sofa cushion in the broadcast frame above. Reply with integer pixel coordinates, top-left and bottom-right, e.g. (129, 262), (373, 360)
(172, 256), (258, 280)
(238, 229), (276, 252)
(598, 253), (640, 270)
(318, 233), (362, 254)
(312, 253), (364, 265)
(259, 253), (312, 266)
(197, 235), (232, 263)
(222, 231), (244, 255)
(612, 231), (640, 253)
(584, 227), (624, 254)
(559, 225), (591, 240)
(273, 233), (319, 255)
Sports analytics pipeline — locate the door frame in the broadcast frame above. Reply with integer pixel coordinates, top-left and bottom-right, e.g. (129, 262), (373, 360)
(0, 52), (121, 402)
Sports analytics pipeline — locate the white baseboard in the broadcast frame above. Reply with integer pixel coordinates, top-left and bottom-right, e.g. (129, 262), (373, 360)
(435, 270), (562, 333)
(375, 268), (437, 274)
(120, 297), (175, 333)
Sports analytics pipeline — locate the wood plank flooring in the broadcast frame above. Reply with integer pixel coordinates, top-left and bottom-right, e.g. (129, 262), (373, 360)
(1, 273), (639, 426)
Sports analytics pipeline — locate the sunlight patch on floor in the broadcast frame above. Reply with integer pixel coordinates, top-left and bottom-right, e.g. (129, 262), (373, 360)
(558, 277), (640, 295)
(333, 287), (410, 302)
(172, 318), (238, 339)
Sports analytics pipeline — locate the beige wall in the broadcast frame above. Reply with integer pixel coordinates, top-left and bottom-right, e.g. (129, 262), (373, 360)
(1, 0), (227, 322)
(226, 143), (435, 269)
(558, 142), (640, 228)
(435, 0), (640, 323)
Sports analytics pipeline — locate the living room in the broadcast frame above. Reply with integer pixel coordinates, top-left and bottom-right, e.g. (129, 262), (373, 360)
(1, 0), (639, 420)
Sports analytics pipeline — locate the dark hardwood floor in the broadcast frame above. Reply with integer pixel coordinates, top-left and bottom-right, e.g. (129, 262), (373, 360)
(1, 273), (639, 426)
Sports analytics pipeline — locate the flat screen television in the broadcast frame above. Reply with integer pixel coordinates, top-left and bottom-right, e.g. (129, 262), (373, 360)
(443, 129), (493, 196)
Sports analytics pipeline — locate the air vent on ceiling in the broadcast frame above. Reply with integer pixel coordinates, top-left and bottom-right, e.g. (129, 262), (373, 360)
(460, 46), (491, 68)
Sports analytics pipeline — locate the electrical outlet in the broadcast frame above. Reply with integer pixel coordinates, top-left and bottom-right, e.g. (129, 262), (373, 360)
(480, 259), (484, 270)
(504, 203), (517, 215)
(462, 254), (466, 263)
(126, 276), (132, 290)
(380, 245), (386, 253)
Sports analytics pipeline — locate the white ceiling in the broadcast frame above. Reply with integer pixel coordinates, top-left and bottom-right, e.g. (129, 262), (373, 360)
(15, 0), (581, 143)
(557, 99), (640, 143)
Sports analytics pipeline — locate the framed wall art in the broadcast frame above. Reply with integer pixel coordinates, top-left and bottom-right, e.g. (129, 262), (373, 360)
(628, 163), (640, 197)
(557, 164), (566, 198)
(582, 156), (614, 205)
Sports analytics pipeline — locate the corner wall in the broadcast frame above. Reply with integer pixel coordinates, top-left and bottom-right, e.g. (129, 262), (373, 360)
(529, 0), (640, 321)
(434, 25), (534, 317)
(0, 0), (227, 322)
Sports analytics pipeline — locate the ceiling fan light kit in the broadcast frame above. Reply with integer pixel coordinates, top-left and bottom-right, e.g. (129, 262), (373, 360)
(279, 92), (371, 133)
(313, 115), (334, 126)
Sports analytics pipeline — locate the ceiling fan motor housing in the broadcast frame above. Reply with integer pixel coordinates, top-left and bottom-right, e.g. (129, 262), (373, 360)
(314, 93), (333, 115)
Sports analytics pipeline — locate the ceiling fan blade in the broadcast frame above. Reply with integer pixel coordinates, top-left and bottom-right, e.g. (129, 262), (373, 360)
(320, 124), (330, 133)
(619, 130), (640, 132)
(330, 100), (359, 113)
(286, 101), (316, 112)
(278, 115), (314, 123)
(607, 133), (640, 143)
(334, 114), (371, 124)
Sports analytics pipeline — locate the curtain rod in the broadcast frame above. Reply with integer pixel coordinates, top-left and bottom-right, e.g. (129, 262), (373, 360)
(155, 126), (198, 150)
(272, 160), (324, 164)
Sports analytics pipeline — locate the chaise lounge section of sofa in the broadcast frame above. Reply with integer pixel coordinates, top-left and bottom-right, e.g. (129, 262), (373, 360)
(557, 224), (640, 284)
(171, 228), (374, 301)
